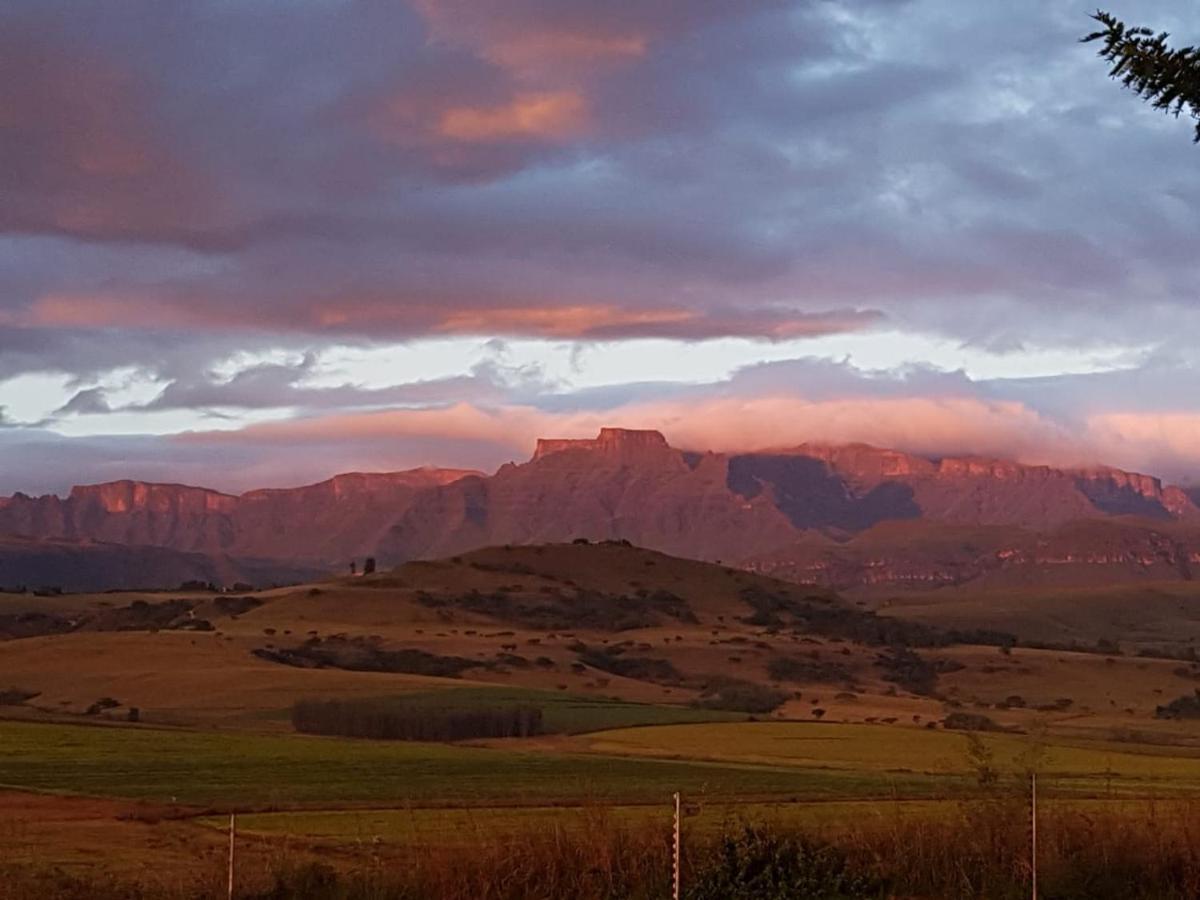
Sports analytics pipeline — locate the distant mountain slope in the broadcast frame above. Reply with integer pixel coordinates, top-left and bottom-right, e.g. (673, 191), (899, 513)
(743, 519), (1200, 591)
(0, 535), (323, 593)
(1, 428), (1198, 592)
(0, 468), (477, 567)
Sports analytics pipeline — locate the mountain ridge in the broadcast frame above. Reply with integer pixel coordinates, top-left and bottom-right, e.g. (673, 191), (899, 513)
(2, 429), (1198, 591)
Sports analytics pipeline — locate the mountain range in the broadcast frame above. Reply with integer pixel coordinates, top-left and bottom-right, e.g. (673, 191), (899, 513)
(3, 427), (1199, 592)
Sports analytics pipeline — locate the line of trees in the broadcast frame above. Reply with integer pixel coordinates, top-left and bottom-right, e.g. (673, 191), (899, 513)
(292, 697), (544, 741)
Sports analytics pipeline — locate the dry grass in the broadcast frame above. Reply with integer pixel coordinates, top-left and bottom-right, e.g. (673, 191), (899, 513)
(7, 793), (1200, 899)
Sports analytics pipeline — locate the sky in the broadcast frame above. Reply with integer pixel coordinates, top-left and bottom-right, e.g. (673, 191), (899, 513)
(1, 0), (1199, 495)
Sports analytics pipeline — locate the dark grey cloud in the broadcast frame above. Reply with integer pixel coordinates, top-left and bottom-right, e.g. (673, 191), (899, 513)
(2, 0), (1194, 363)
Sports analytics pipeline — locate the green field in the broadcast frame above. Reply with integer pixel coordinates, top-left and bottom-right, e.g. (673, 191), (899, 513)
(0, 720), (953, 808)
(577, 721), (1200, 796)
(7, 715), (1200, 816)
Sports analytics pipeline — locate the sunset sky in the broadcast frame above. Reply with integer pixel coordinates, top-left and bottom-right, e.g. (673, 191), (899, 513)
(2, 0), (1199, 495)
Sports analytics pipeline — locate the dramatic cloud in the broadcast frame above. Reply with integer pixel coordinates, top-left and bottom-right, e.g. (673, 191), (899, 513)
(1, 0), (1198, 493)
(6, 355), (1200, 496)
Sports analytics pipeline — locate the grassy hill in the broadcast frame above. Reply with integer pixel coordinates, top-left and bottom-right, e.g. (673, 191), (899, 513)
(1, 540), (1199, 742)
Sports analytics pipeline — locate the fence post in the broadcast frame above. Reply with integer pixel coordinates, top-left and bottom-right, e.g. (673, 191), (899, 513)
(228, 812), (236, 900)
(1030, 774), (1038, 900)
(673, 791), (681, 900)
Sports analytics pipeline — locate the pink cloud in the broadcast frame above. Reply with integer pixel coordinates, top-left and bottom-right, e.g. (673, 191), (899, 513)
(410, 0), (653, 77)
(0, 27), (218, 244)
(175, 394), (1092, 477)
(22, 286), (877, 342)
(438, 91), (589, 142)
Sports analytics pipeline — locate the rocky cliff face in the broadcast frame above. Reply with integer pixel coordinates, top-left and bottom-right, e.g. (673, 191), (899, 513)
(2, 429), (1198, 591)
(0, 468), (478, 568)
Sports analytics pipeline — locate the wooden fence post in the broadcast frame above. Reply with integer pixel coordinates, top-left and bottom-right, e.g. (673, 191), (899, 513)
(228, 812), (236, 900)
(1031, 774), (1038, 900)
(673, 792), (681, 900)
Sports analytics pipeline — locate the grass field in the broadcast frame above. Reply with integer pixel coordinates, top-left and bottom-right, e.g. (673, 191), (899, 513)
(213, 794), (1200, 847)
(206, 798), (959, 844)
(0, 720), (954, 809)
(569, 721), (1200, 796)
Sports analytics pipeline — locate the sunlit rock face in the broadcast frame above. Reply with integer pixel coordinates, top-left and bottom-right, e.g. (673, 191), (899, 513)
(3, 429), (1200, 592)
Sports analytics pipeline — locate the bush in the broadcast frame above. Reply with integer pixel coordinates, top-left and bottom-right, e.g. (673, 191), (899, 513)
(1156, 690), (1200, 720)
(943, 711), (1004, 732)
(254, 638), (484, 678)
(0, 686), (39, 705)
(766, 655), (851, 684)
(692, 677), (789, 714)
(876, 647), (961, 696)
(685, 827), (879, 900)
(578, 649), (682, 684)
(424, 586), (697, 631)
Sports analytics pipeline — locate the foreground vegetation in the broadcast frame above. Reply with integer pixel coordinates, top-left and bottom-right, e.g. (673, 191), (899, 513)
(9, 795), (1200, 899)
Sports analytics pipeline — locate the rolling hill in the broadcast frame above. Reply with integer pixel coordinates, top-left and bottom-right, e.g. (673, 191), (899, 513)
(4, 541), (1200, 744)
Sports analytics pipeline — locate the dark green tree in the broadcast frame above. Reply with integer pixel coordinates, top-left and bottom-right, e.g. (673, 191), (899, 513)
(1083, 11), (1200, 142)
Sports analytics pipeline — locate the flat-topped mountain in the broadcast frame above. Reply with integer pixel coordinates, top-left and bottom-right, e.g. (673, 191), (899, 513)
(2, 429), (1199, 591)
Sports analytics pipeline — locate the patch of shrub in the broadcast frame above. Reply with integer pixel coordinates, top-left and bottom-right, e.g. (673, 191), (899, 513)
(85, 697), (121, 715)
(174, 618), (214, 631)
(693, 677), (789, 714)
(213, 595), (263, 615)
(1156, 690), (1200, 720)
(0, 611), (74, 640)
(578, 648), (682, 684)
(686, 826), (878, 900)
(177, 580), (216, 592)
(943, 711), (1004, 732)
(253, 637), (484, 678)
(413, 585), (696, 632)
(495, 653), (531, 668)
(738, 586), (1014, 650)
(1024, 638), (1124, 656)
(876, 647), (961, 696)
(766, 655), (851, 684)
(0, 686), (39, 705)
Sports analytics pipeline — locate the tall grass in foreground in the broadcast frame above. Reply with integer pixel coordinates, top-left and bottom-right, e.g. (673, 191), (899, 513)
(7, 797), (1200, 899)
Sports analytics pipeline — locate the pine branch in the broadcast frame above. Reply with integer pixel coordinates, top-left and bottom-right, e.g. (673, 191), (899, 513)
(1083, 10), (1200, 143)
